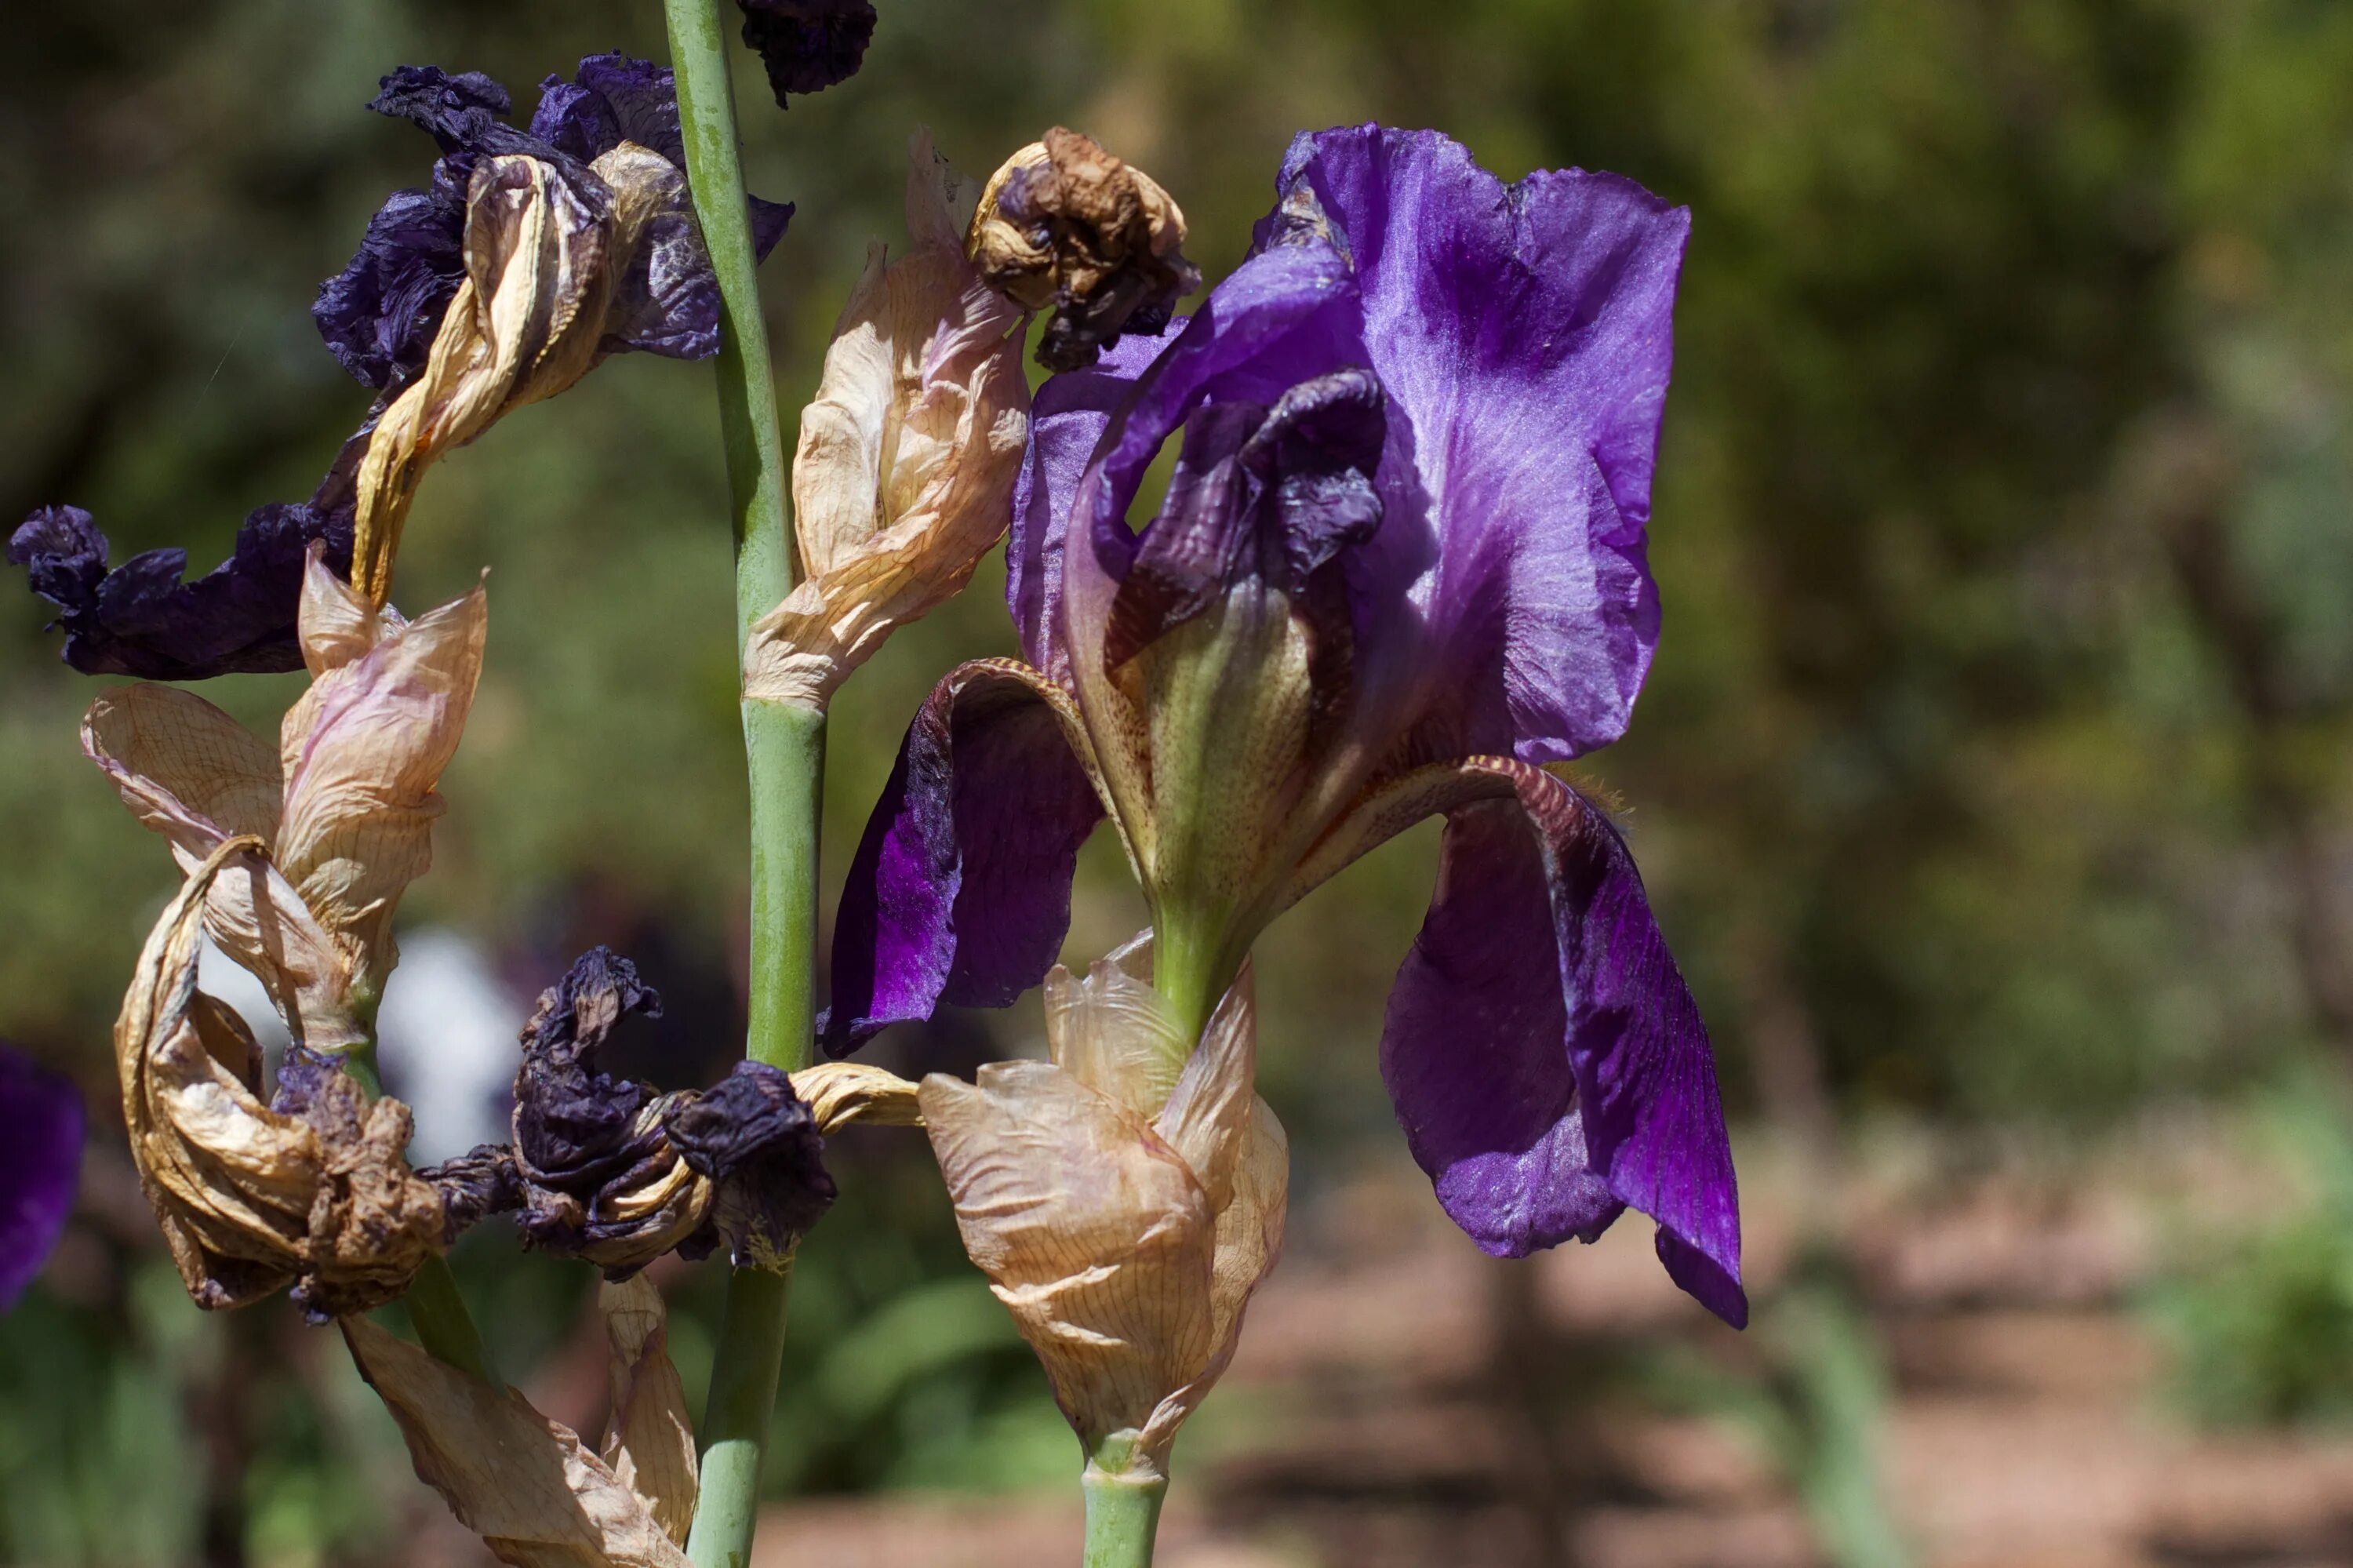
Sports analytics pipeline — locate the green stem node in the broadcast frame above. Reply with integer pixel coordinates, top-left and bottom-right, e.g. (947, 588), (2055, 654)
(1082, 1453), (1169, 1568)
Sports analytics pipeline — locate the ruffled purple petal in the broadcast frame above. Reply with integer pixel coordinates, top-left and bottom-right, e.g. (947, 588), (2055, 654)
(821, 662), (1105, 1055)
(9, 493), (355, 681)
(0, 1042), (82, 1309)
(529, 53), (686, 166)
(312, 165), (471, 392)
(736, 0), (878, 106)
(1378, 761), (1742, 1326)
(1008, 329), (1172, 681)
(1264, 126), (1689, 763)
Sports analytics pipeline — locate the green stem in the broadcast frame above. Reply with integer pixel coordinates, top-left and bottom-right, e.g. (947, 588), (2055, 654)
(661, 3), (822, 1565)
(1082, 1453), (1169, 1568)
(340, 1044), (496, 1381)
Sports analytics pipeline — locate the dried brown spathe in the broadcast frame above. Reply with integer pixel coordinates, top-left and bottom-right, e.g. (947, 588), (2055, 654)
(344, 1277), (699, 1567)
(966, 126), (1200, 371)
(919, 932), (1286, 1480)
(84, 550), (486, 1050)
(115, 839), (448, 1316)
(744, 131), (1031, 711)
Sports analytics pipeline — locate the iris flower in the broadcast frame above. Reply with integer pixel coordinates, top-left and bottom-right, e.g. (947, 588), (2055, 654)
(823, 126), (1744, 1325)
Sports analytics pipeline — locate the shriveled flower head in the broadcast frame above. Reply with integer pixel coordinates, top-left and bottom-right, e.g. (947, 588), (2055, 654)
(83, 550), (485, 1050)
(114, 840), (495, 1318)
(493, 948), (840, 1277)
(743, 132), (1029, 710)
(827, 126), (1744, 1326)
(969, 128), (1200, 372)
(736, 0), (877, 105)
(321, 56), (795, 605)
(0, 1041), (83, 1308)
(922, 933), (1285, 1480)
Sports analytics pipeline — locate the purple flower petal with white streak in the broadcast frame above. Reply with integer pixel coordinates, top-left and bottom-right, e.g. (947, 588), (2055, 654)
(1370, 759), (1742, 1326)
(821, 660), (1104, 1054)
(0, 1042), (82, 1309)
(1262, 126), (1689, 763)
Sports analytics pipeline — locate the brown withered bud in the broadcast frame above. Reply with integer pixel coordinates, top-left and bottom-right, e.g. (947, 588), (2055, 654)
(968, 127), (1200, 371)
(115, 840), (465, 1320)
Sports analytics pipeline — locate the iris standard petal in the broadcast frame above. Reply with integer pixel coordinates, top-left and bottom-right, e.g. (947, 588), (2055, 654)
(1264, 126), (1689, 763)
(0, 1042), (82, 1309)
(820, 660), (1106, 1054)
(1299, 756), (1741, 1325)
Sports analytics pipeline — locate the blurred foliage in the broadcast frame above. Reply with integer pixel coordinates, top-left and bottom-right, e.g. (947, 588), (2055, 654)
(4, 0), (2353, 1561)
(2152, 1084), (2353, 1430)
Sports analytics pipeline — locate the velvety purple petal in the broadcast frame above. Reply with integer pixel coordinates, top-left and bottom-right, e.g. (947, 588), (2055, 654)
(1267, 126), (1689, 763)
(0, 1042), (81, 1309)
(530, 53), (686, 165)
(736, 0), (878, 106)
(10, 493), (355, 681)
(821, 661), (1105, 1054)
(1377, 760), (1742, 1326)
(1008, 330), (1172, 680)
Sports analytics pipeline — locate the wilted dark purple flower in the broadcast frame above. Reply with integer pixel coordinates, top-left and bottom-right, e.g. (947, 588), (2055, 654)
(8, 471), (355, 681)
(824, 126), (1744, 1326)
(506, 948), (835, 1277)
(315, 54), (793, 394)
(736, 0), (877, 106)
(0, 1042), (82, 1310)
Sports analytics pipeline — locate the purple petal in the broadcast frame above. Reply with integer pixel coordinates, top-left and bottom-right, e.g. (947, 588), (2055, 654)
(529, 53), (686, 166)
(821, 661), (1104, 1054)
(10, 495), (355, 681)
(1378, 761), (1742, 1326)
(662, 1060), (836, 1267)
(1268, 126), (1689, 762)
(0, 1042), (82, 1309)
(736, 0), (878, 106)
(311, 166), (471, 392)
(1008, 330), (1171, 681)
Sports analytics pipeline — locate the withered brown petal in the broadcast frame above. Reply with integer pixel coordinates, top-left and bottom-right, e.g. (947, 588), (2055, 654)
(787, 1060), (924, 1130)
(343, 1315), (692, 1568)
(598, 1276), (698, 1546)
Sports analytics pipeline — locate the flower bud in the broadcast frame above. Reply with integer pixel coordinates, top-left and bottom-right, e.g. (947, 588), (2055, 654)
(919, 933), (1285, 1482)
(968, 128), (1200, 371)
(744, 132), (1030, 710)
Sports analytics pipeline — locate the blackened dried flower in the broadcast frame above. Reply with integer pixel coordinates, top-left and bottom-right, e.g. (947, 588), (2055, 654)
(736, 0), (877, 106)
(507, 949), (838, 1276)
(968, 128), (1200, 371)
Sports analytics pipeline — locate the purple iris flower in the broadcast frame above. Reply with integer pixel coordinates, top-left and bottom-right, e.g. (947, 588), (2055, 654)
(823, 125), (1743, 1326)
(0, 1042), (82, 1309)
(12, 55), (791, 683)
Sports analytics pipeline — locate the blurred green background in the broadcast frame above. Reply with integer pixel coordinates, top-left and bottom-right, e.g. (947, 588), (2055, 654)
(3, 2), (2351, 1565)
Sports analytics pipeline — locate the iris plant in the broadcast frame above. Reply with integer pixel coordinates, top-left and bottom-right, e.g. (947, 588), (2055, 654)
(3, 6), (1743, 1566)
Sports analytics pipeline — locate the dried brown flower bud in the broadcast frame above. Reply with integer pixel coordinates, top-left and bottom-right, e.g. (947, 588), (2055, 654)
(115, 839), (453, 1318)
(744, 131), (1030, 711)
(968, 127), (1200, 371)
(918, 932), (1286, 1483)
(344, 1275), (696, 1566)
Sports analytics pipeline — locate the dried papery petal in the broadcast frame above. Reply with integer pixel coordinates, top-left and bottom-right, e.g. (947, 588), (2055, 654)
(787, 1060), (923, 1130)
(115, 841), (449, 1315)
(661, 1062), (833, 1271)
(344, 1315), (691, 1568)
(598, 1277), (697, 1545)
(276, 551), (488, 997)
(744, 132), (1030, 711)
(968, 128), (1200, 371)
(736, 0), (876, 104)
(922, 940), (1286, 1475)
(919, 1060), (1216, 1465)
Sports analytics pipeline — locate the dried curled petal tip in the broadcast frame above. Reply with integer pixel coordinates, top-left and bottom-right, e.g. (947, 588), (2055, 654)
(969, 128), (1200, 371)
